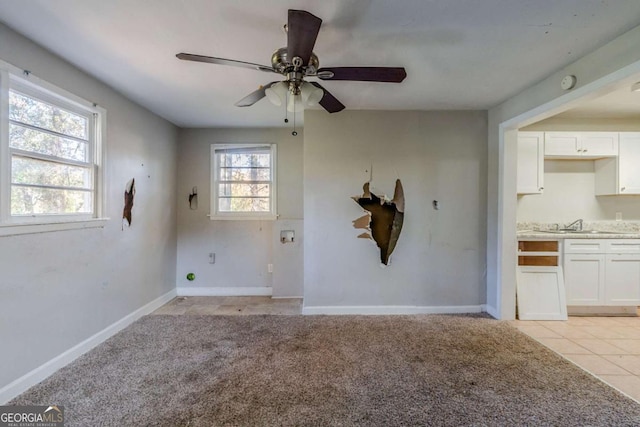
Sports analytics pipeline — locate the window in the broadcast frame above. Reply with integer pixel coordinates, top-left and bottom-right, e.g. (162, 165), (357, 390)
(0, 62), (105, 234)
(211, 144), (277, 219)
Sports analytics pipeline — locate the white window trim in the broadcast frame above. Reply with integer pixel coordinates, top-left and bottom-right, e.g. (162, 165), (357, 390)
(0, 59), (108, 235)
(210, 143), (277, 220)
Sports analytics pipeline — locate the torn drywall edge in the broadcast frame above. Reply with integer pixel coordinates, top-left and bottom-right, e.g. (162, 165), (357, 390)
(352, 179), (404, 265)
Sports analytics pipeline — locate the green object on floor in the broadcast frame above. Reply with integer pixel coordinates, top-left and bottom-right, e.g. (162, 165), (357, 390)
(186, 273), (195, 281)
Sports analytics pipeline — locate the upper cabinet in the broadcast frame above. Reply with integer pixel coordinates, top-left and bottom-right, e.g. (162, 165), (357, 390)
(595, 132), (640, 195)
(517, 132), (544, 194)
(544, 132), (618, 159)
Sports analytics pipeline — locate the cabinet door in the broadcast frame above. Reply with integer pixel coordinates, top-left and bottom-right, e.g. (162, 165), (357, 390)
(618, 133), (640, 194)
(564, 254), (605, 305)
(606, 254), (640, 305)
(516, 266), (567, 320)
(517, 132), (544, 194)
(579, 132), (618, 157)
(544, 132), (580, 157)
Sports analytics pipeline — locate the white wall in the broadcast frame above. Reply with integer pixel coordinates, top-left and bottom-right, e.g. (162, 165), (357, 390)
(488, 24), (640, 319)
(176, 128), (303, 296)
(303, 110), (487, 311)
(0, 24), (178, 391)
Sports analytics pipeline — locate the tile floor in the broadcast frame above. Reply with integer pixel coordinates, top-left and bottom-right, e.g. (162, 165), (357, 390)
(154, 298), (640, 404)
(511, 315), (640, 403)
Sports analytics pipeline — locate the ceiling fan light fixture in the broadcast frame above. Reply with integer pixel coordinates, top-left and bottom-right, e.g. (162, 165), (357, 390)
(301, 82), (323, 106)
(265, 81), (288, 106)
(632, 81), (640, 92)
(287, 92), (304, 113)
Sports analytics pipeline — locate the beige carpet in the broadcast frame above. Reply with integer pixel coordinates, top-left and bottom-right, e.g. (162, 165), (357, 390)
(10, 314), (640, 426)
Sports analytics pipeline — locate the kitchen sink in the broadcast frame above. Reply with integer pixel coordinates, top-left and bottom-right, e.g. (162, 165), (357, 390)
(532, 229), (621, 235)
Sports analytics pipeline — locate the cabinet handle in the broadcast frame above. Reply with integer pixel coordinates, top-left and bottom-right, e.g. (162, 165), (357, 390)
(621, 187), (626, 192)
(539, 187), (544, 191)
(583, 148), (588, 152)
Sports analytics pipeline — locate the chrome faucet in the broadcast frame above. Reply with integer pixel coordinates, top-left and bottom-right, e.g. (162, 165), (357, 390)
(566, 218), (583, 231)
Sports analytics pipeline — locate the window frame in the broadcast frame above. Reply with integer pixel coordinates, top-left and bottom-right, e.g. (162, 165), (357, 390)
(0, 60), (107, 236)
(210, 143), (277, 220)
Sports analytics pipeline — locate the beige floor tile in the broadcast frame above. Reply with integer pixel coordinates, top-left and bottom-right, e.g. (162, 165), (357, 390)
(566, 317), (598, 326)
(571, 339), (629, 355)
(609, 327), (640, 339)
(539, 324), (597, 339)
(579, 326), (628, 339)
(598, 375), (640, 403)
(584, 317), (632, 327)
(535, 338), (592, 355)
(606, 316), (640, 326)
(603, 355), (640, 376)
(513, 324), (563, 338)
(604, 339), (640, 354)
(564, 354), (632, 375)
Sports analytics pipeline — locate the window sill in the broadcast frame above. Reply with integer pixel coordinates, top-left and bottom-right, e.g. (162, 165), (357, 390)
(208, 214), (278, 221)
(0, 218), (109, 237)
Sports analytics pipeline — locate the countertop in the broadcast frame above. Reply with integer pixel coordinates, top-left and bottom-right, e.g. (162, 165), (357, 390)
(517, 230), (640, 239)
(517, 221), (640, 239)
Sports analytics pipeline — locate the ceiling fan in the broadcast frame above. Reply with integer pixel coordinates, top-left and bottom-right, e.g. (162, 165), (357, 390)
(176, 9), (407, 116)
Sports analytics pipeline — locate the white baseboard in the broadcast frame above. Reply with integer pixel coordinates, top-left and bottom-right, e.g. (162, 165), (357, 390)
(272, 295), (303, 299)
(485, 304), (500, 319)
(177, 286), (272, 297)
(301, 304), (486, 315)
(0, 289), (176, 404)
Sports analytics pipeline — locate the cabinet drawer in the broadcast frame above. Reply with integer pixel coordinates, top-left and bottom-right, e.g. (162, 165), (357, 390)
(605, 240), (640, 254)
(564, 239), (606, 254)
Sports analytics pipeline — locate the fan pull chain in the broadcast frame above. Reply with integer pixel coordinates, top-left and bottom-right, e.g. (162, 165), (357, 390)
(292, 101), (298, 136)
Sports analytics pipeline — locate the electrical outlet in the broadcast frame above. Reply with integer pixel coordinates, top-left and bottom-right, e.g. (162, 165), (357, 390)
(209, 253), (215, 264)
(268, 263), (273, 273)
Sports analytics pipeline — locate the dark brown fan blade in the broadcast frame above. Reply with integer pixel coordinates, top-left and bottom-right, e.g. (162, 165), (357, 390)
(310, 82), (345, 113)
(287, 10), (322, 65)
(235, 81), (280, 107)
(317, 67), (407, 82)
(176, 53), (275, 73)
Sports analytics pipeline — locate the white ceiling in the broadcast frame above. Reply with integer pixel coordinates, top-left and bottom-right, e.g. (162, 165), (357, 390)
(1, 0), (640, 128)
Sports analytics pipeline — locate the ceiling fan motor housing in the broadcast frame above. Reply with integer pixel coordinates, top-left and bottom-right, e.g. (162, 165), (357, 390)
(271, 47), (318, 76)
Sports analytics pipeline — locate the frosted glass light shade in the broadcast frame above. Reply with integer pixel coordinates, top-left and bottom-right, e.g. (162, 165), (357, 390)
(287, 93), (304, 113)
(300, 82), (324, 106)
(265, 82), (288, 106)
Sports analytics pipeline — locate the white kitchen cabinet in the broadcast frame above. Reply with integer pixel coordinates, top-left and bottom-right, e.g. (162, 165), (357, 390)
(545, 132), (618, 158)
(595, 133), (640, 195)
(606, 254), (640, 305)
(564, 253), (605, 305)
(517, 132), (544, 194)
(516, 266), (568, 320)
(563, 238), (640, 307)
(517, 240), (567, 320)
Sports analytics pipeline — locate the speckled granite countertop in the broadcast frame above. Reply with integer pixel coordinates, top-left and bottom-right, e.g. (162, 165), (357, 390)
(517, 221), (640, 239)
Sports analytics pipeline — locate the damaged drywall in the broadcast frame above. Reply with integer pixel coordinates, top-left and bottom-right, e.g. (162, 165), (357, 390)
(352, 179), (404, 265)
(123, 178), (135, 228)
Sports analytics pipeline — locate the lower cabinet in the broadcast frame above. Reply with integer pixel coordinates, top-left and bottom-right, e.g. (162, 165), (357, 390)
(606, 254), (640, 305)
(564, 239), (640, 306)
(564, 253), (605, 305)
